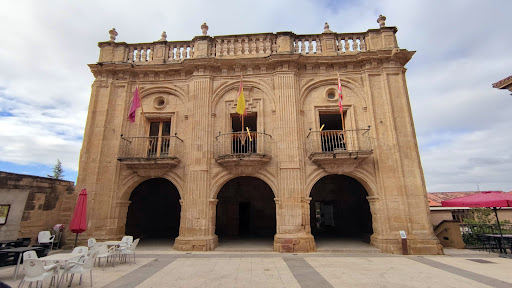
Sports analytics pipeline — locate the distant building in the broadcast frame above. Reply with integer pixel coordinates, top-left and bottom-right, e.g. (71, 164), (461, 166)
(0, 171), (76, 247)
(75, 17), (442, 254)
(428, 191), (512, 226)
(492, 75), (512, 95)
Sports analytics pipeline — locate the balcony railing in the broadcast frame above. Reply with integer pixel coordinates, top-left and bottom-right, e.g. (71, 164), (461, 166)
(97, 23), (401, 64)
(214, 132), (272, 158)
(118, 136), (183, 160)
(307, 129), (372, 155)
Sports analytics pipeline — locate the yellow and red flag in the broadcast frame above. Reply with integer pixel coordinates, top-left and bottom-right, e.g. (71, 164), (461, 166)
(236, 78), (247, 115)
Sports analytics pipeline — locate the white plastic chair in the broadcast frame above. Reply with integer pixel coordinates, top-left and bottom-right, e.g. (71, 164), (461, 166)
(87, 238), (96, 249)
(17, 254), (58, 288)
(37, 231), (55, 251)
(22, 251), (38, 261)
(120, 236), (133, 248)
(118, 238), (139, 265)
(95, 243), (117, 269)
(72, 246), (89, 256)
(59, 251), (99, 288)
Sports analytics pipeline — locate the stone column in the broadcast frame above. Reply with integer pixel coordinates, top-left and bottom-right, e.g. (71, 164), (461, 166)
(174, 75), (218, 251)
(364, 65), (442, 255)
(112, 200), (131, 240)
(74, 78), (128, 243)
(272, 67), (315, 252)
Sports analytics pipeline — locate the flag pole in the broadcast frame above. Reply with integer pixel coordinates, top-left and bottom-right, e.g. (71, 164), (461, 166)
(241, 73), (245, 133)
(136, 81), (148, 136)
(337, 73), (346, 132)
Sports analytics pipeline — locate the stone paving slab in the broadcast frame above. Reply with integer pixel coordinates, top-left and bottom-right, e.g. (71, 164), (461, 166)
(1, 251), (511, 288)
(424, 255), (512, 283)
(135, 258), (300, 288)
(306, 257), (495, 288)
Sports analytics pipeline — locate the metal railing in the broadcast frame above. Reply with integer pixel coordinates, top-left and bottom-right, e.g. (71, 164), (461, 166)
(118, 136), (183, 159)
(214, 132), (272, 157)
(460, 223), (512, 248)
(306, 128), (372, 154)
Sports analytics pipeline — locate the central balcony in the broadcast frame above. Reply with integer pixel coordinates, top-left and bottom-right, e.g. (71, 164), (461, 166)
(117, 135), (183, 177)
(214, 132), (272, 175)
(307, 128), (372, 174)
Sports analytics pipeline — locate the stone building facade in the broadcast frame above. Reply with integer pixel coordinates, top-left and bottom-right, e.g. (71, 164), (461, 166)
(76, 18), (442, 254)
(0, 171), (76, 246)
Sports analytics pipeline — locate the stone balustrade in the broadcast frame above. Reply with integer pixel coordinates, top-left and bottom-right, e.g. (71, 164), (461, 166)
(97, 26), (398, 64)
(213, 34), (277, 57)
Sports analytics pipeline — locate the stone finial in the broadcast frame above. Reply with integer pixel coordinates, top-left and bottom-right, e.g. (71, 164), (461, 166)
(160, 31), (167, 41)
(323, 22), (333, 33)
(377, 15), (386, 28)
(201, 22), (209, 36)
(109, 28), (118, 42)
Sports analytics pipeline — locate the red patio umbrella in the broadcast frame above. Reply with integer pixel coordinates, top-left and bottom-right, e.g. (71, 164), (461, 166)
(442, 191), (512, 254)
(70, 188), (87, 247)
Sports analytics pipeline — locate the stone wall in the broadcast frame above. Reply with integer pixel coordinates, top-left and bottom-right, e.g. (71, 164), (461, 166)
(0, 171), (76, 246)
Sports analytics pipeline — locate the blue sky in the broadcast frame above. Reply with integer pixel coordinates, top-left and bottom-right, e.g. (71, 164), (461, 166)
(0, 0), (511, 191)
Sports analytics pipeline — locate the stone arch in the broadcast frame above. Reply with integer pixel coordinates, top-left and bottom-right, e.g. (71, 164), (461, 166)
(308, 173), (374, 241)
(214, 175), (277, 239)
(210, 170), (278, 200)
(305, 168), (377, 199)
(299, 77), (368, 111)
(211, 79), (276, 112)
(117, 172), (184, 203)
(112, 172), (184, 239)
(139, 85), (187, 104)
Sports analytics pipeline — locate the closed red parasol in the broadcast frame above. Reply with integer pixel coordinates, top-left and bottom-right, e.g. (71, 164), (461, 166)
(442, 191), (512, 254)
(70, 188), (87, 247)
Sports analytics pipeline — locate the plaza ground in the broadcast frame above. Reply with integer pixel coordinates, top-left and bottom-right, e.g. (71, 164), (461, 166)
(1, 240), (511, 288)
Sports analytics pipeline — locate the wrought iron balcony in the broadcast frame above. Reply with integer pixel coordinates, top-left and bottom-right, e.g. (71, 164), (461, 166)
(306, 128), (373, 174)
(214, 132), (272, 175)
(117, 135), (183, 177)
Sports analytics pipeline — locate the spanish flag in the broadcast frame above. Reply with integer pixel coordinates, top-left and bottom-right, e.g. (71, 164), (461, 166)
(236, 78), (246, 115)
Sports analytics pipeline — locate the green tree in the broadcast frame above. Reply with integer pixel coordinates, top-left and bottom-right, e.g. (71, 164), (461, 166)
(48, 159), (64, 180)
(464, 208), (493, 224)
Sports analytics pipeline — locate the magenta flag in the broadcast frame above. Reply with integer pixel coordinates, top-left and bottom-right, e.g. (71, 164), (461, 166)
(128, 87), (141, 123)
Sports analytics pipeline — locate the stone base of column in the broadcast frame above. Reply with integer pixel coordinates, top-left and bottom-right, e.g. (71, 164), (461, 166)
(274, 233), (316, 253)
(174, 235), (219, 251)
(371, 234), (443, 255)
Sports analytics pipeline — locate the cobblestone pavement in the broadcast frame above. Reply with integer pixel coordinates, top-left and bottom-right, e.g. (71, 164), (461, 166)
(1, 249), (511, 288)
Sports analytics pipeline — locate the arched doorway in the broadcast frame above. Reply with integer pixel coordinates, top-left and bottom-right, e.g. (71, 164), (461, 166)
(216, 176), (276, 250)
(125, 178), (181, 243)
(310, 175), (373, 249)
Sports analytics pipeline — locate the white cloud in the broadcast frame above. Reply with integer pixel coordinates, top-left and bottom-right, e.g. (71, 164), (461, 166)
(0, 0), (511, 191)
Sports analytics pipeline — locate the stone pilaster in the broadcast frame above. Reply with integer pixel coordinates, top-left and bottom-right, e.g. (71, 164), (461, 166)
(174, 75), (216, 251)
(272, 69), (315, 252)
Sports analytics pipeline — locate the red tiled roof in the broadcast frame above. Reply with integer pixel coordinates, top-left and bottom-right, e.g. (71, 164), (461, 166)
(427, 191), (505, 207)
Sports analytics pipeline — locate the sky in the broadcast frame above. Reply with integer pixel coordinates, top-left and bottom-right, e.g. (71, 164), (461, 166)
(0, 0), (511, 192)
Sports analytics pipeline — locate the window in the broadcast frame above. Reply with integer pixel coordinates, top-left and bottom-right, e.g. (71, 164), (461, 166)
(230, 113), (257, 153)
(451, 209), (470, 223)
(148, 120), (171, 157)
(319, 111), (346, 152)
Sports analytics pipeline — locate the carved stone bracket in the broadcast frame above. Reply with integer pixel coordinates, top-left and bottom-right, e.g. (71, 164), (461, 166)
(119, 158), (181, 177)
(215, 154), (271, 176)
(308, 151), (372, 174)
